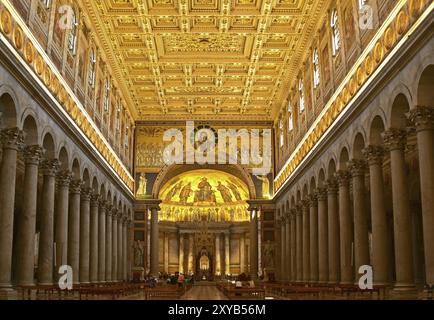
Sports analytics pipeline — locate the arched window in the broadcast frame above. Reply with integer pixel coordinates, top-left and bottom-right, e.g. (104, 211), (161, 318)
(103, 79), (110, 112)
(299, 78), (305, 113)
(115, 105), (121, 131)
(331, 9), (341, 56)
(313, 48), (320, 89)
(288, 100), (294, 131)
(41, 0), (50, 8)
(88, 49), (96, 87)
(67, 10), (78, 54)
(125, 118), (130, 148)
(279, 118), (284, 148)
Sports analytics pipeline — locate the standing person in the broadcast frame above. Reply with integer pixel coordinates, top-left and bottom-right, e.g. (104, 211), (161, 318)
(178, 273), (185, 288)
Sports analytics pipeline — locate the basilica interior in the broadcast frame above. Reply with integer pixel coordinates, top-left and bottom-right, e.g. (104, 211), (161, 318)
(0, 0), (433, 301)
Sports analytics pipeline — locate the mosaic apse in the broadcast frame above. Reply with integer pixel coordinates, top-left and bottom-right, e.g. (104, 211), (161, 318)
(158, 169), (250, 223)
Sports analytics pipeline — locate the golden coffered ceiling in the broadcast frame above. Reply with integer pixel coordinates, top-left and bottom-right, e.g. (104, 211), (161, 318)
(83, 0), (328, 121)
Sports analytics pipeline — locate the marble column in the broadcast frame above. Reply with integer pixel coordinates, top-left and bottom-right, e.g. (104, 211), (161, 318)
(105, 205), (113, 282)
(409, 106), (434, 286)
(0, 128), (23, 288)
(240, 233), (246, 274)
(112, 210), (118, 281)
(79, 188), (91, 284)
(326, 179), (340, 284)
(225, 233), (230, 275)
(98, 201), (106, 282)
(127, 220), (133, 280)
(15, 145), (43, 286)
(188, 233), (194, 274)
(383, 129), (415, 288)
(335, 170), (353, 284)
(118, 215), (123, 280)
(349, 160), (370, 278)
(302, 201), (310, 282)
(89, 194), (99, 283)
(290, 211), (296, 282)
(150, 205), (160, 277)
(164, 233), (169, 273)
(37, 159), (59, 285)
(309, 194), (319, 283)
(54, 171), (71, 274)
(318, 188), (329, 283)
(123, 218), (128, 281)
(363, 146), (389, 285)
(295, 206), (303, 282)
(215, 234), (221, 275)
(249, 208), (259, 280)
(68, 180), (82, 285)
(285, 212), (291, 281)
(179, 234), (185, 274)
(280, 217), (286, 280)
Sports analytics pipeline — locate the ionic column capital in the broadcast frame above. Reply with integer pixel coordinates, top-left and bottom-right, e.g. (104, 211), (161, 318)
(80, 188), (92, 201)
(90, 194), (100, 207)
(301, 199), (310, 210)
(295, 205), (303, 216)
(69, 180), (82, 194)
(407, 106), (434, 132)
(98, 199), (107, 210)
(106, 205), (114, 216)
(290, 209), (297, 220)
(348, 159), (367, 177)
(335, 170), (351, 186)
(41, 159), (60, 177)
(56, 170), (72, 187)
(382, 129), (407, 151)
(326, 179), (339, 195)
(0, 127), (24, 151)
(316, 187), (327, 201)
(285, 211), (292, 221)
(23, 145), (43, 165)
(363, 145), (385, 166)
(309, 194), (318, 207)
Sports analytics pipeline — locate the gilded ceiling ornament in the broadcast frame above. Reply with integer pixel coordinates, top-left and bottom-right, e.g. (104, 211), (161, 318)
(13, 25), (23, 50)
(24, 41), (34, 63)
(396, 10), (409, 35)
(383, 27), (395, 50)
(0, 8), (12, 35)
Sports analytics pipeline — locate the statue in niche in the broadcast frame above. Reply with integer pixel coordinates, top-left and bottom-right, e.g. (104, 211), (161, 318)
(165, 181), (183, 201)
(217, 181), (233, 203)
(136, 173), (147, 197)
(133, 240), (144, 267)
(227, 182), (242, 201)
(256, 175), (271, 199)
(179, 182), (192, 204)
(263, 241), (275, 269)
(194, 178), (216, 203)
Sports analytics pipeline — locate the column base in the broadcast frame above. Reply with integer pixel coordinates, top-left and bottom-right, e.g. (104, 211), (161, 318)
(0, 287), (18, 300)
(38, 282), (54, 286)
(16, 282), (35, 287)
(393, 283), (416, 292)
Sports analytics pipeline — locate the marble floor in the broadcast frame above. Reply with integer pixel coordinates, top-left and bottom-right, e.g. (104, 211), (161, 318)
(181, 285), (228, 300)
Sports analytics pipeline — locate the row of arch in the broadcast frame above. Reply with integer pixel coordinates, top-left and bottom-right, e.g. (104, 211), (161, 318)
(276, 52), (434, 287)
(280, 62), (433, 201)
(0, 85), (132, 210)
